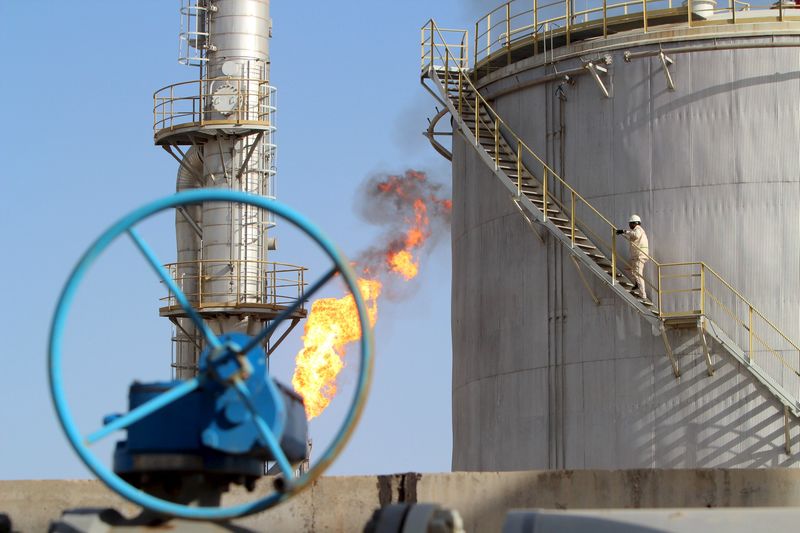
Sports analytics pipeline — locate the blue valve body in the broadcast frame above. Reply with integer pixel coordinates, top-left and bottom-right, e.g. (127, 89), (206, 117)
(112, 333), (308, 478)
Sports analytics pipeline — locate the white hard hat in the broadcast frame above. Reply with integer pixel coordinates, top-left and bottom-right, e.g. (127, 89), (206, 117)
(628, 214), (641, 223)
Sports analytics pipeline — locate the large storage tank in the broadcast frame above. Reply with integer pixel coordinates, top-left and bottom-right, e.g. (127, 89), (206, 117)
(440, 2), (800, 470)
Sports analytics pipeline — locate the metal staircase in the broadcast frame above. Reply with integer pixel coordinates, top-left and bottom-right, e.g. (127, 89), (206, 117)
(420, 20), (800, 450)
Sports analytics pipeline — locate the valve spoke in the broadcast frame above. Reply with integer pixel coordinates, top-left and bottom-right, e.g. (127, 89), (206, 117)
(232, 379), (295, 481)
(239, 266), (338, 356)
(86, 376), (202, 445)
(127, 228), (221, 349)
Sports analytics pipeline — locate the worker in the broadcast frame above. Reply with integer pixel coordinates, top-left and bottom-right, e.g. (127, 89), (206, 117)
(616, 214), (649, 299)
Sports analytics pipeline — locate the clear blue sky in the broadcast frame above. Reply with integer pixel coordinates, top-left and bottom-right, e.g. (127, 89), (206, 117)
(0, 1), (488, 479)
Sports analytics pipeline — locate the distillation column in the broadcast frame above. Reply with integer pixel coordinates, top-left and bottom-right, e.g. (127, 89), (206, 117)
(154, 0), (305, 378)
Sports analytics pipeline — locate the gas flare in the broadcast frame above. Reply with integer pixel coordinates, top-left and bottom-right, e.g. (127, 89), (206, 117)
(291, 278), (381, 420)
(292, 170), (451, 419)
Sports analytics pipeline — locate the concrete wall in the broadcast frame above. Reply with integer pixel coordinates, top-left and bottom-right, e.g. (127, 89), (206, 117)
(3, 470), (800, 532)
(451, 33), (800, 471)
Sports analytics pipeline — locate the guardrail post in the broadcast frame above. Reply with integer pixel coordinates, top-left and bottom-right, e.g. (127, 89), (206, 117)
(198, 261), (203, 307)
(474, 94), (480, 141)
(445, 49), (450, 88)
(458, 70), (463, 117)
(517, 141), (522, 195)
(611, 230), (617, 284)
(731, 0), (736, 23)
(570, 191), (576, 247)
(603, 0), (608, 37)
(542, 165), (548, 222)
(494, 118), (500, 168)
(506, 2), (512, 65)
(487, 13), (492, 58)
(566, 0), (572, 45)
(474, 21), (479, 67)
(430, 20), (435, 68)
(779, 0), (784, 21)
(658, 264), (662, 315)
(643, 0), (649, 32)
(534, 0), (539, 55)
(688, 0), (693, 27)
(749, 305), (754, 364)
(700, 263), (705, 316)
(237, 259), (242, 303)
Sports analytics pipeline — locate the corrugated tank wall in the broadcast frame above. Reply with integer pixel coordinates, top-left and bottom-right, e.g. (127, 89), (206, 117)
(451, 35), (800, 470)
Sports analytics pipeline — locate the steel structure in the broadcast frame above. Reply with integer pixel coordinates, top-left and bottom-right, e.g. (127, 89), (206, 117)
(421, 1), (800, 470)
(155, 0), (306, 378)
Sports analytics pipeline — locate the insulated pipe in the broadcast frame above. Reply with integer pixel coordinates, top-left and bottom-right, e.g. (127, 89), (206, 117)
(175, 147), (204, 379)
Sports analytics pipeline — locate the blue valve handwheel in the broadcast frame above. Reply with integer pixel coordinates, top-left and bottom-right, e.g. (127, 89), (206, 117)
(48, 189), (374, 520)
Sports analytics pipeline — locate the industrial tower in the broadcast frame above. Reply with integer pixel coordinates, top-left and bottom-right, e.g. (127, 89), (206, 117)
(422, 1), (800, 470)
(154, 0), (306, 378)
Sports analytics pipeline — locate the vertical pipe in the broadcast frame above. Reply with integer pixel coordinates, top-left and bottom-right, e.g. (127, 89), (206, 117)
(658, 264), (662, 315)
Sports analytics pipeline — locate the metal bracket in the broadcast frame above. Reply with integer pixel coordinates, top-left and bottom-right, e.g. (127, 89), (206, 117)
(699, 319), (714, 376)
(168, 316), (202, 351)
(268, 318), (301, 356)
(235, 131), (265, 181)
(584, 62), (610, 99)
(511, 196), (545, 244)
(162, 144), (204, 186)
(569, 255), (600, 305)
(661, 330), (681, 378)
(177, 206), (203, 239)
(659, 51), (676, 91)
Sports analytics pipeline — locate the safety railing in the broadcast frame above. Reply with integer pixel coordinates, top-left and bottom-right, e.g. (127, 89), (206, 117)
(422, 19), (662, 305)
(659, 262), (800, 392)
(422, 19), (800, 392)
(474, 0), (800, 69)
(153, 77), (276, 135)
(160, 259), (306, 312)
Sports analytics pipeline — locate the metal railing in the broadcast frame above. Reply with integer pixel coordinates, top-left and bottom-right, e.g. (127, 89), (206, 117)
(153, 77), (276, 134)
(473, 0), (800, 69)
(422, 19), (800, 393)
(160, 259), (306, 311)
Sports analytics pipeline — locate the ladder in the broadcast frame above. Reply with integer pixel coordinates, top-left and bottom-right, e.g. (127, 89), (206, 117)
(421, 20), (800, 451)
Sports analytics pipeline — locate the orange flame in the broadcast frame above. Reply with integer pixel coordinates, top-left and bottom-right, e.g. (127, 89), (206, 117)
(292, 170), (451, 420)
(386, 198), (430, 280)
(291, 278), (381, 420)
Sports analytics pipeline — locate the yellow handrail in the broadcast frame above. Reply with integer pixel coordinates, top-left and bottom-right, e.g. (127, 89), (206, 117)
(422, 18), (800, 388)
(471, 0), (798, 69)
